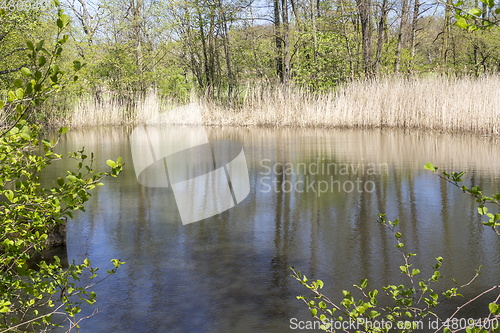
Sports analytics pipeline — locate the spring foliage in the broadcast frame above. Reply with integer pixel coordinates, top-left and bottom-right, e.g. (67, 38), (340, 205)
(0, 4), (125, 331)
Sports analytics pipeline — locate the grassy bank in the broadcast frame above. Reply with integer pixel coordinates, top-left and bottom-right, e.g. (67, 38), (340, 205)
(68, 76), (500, 135)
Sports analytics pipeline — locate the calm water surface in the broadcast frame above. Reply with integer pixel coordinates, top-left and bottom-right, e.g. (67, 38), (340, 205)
(45, 127), (500, 332)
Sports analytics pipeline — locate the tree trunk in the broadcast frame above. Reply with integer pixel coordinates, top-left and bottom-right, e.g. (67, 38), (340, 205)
(207, 6), (216, 99)
(409, 0), (420, 70)
(133, 0), (143, 95)
(394, 0), (408, 73)
(473, 0), (480, 76)
(311, 0), (318, 62)
(339, 0), (354, 77)
(196, 2), (210, 89)
(185, 15), (203, 88)
(356, 0), (373, 75)
(290, 0), (301, 27)
(274, 0), (283, 82)
(374, 0), (387, 75)
(220, 2), (234, 102)
(441, 0), (452, 69)
(282, 0), (290, 85)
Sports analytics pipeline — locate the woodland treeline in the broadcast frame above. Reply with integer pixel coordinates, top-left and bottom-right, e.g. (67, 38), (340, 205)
(1, 0), (500, 104)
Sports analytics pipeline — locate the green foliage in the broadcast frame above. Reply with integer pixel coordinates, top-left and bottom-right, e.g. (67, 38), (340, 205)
(150, 65), (193, 101)
(0, 6), (83, 130)
(0, 6), (50, 90)
(292, 18), (351, 89)
(293, 164), (500, 332)
(426, 163), (500, 235)
(0, 120), (125, 331)
(0, 5), (125, 331)
(453, 0), (500, 31)
(292, 214), (477, 332)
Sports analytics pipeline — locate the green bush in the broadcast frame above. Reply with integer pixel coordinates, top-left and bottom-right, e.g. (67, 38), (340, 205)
(0, 4), (125, 331)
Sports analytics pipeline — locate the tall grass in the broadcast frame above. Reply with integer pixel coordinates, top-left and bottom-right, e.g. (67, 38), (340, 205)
(69, 76), (500, 135)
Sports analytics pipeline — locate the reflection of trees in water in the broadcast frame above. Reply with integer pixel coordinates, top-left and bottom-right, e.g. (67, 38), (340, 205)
(55, 126), (500, 330)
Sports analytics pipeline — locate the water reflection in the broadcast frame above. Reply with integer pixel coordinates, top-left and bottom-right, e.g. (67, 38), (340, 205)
(44, 127), (500, 332)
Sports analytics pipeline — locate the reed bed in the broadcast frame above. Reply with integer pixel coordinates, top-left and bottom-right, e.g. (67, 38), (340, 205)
(68, 75), (500, 135)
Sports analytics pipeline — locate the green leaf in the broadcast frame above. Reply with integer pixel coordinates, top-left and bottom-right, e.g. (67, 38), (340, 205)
(67, 175), (77, 182)
(15, 88), (24, 99)
(4, 190), (14, 202)
(0, 301), (11, 313)
(21, 67), (32, 77)
(455, 17), (469, 29)
(469, 8), (482, 16)
(311, 308), (317, 317)
(25, 82), (33, 94)
(36, 40), (45, 51)
(360, 279), (367, 288)
(478, 205), (488, 215)
(107, 160), (117, 168)
(57, 177), (64, 186)
(60, 14), (70, 27)
(412, 269), (420, 276)
(424, 162), (437, 171)
(38, 56), (47, 67)
(58, 127), (68, 135)
(430, 293), (438, 301)
(51, 64), (60, 74)
(26, 41), (35, 51)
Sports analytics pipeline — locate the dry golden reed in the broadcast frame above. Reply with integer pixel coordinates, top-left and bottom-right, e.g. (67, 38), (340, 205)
(69, 75), (500, 135)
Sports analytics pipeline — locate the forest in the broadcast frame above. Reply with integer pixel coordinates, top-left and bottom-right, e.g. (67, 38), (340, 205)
(1, 0), (500, 128)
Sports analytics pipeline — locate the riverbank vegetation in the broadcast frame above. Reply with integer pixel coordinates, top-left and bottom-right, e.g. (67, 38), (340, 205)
(1, 0), (500, 132)
(69, 76), (500, 134)
(1, 6), (124, 331)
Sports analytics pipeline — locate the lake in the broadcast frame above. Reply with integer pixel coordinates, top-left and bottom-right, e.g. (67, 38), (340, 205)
(45, 126), (500, 332)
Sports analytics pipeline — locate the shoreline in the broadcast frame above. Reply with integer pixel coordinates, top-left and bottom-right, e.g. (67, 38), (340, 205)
(58, 121), (500, 138)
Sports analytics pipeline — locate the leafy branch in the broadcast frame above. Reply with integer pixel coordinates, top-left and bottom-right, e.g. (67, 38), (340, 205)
(291, 214), (480, 332)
